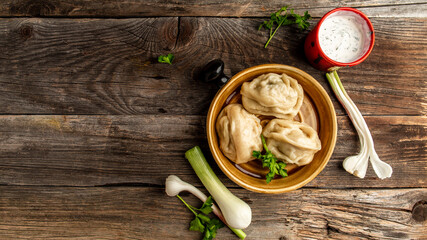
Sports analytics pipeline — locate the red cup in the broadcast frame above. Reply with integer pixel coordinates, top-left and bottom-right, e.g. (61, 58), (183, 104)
(304, 7), (375, 72)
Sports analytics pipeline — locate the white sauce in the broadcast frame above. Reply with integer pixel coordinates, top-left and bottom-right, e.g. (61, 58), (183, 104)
(318, 11), (372, 63)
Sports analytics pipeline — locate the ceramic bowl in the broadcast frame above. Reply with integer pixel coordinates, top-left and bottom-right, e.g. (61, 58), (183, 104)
(206, 64), (337, 194)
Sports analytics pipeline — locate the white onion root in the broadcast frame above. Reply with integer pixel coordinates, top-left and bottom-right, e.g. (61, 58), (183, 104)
(326, 71), (392, 179)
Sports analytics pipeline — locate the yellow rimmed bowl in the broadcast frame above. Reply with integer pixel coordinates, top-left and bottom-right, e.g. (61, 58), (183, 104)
(206, 64), (337, 194)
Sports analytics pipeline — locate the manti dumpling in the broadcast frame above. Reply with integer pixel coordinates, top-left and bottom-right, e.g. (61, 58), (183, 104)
(216, 103), (263, 164)
(240, 73), (304, 119)
(263, 119), (321, 166)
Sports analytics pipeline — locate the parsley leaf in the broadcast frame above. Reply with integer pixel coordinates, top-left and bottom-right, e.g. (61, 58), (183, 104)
(197, 213), (211, 224)
(158, 53), (174, 64)
(259, 6), (311, 48)
(253, 135), (288, 183)
(177, 195), (224, 240)
(190, 217), (205, 233)
(204, 218), (224, 240)
(198, 196), (214, 215)
(291, 9), (311, 31)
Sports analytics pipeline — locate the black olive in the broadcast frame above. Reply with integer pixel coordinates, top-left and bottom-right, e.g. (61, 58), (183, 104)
(200, 59), (229, 87)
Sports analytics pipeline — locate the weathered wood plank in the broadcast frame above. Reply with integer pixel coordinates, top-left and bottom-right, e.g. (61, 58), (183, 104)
(0, 186), (425, 239)
(0, 115), (425, 188)
(0, 17), (203, 115)
(176, 17), (427, 117)
(0, 18), (425, 116)
(1, 0), (426, 17)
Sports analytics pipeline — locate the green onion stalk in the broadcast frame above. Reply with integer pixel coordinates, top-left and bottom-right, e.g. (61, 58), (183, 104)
(185, 146), (251, 237)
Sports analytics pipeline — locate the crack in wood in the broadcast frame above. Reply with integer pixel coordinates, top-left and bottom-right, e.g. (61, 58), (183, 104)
(326, 221), (340, 235)
(173, 16), (181, 50)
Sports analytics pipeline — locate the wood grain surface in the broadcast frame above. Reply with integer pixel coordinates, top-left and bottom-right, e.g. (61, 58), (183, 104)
(0, 186), (425, 239)
(0, 1), (426, 239)
(0, 115), (425, 188)
(0, 18), (425, 116)
(1, 0), (427, 17)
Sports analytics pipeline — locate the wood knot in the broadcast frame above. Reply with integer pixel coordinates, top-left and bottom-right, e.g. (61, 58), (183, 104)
(412, 200), (426, 222)
(157, 108), (167, 114)
(19, 25), (33, 40)
(175, 18), (195, 48)
(159, 19), (179, 51)
(10, 0), (57, 16)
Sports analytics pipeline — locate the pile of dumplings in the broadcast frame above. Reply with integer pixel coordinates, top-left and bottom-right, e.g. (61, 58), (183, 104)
(216, 73), (321, 166)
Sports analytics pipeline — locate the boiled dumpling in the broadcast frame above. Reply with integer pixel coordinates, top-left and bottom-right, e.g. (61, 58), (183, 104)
(216, 103), (263, 164)
(263, 119), (321, 166)
(240, 73), (304, 119)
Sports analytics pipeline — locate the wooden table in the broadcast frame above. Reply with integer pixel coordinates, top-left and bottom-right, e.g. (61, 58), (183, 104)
(0, 1), (426, 239)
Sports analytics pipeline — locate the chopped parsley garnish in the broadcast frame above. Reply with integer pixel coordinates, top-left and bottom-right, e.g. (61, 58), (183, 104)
(259, 6), (311, 48)
(253, 135), (288, 183)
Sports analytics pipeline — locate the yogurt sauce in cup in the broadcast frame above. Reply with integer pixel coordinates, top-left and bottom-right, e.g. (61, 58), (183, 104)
(318, 11), (372, 63)
(304, 8), (375, 72)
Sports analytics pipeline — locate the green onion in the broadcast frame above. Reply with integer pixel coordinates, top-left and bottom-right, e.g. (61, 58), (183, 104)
(185, 146), (252, 233)
(326, 71), (392, 179)
(165, 175), (247, 239)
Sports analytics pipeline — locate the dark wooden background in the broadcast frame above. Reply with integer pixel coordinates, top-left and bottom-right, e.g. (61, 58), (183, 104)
(0, 1), (426, 239)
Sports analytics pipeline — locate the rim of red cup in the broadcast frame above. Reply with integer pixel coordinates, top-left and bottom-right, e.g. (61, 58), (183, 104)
(315, 7), (375, 67)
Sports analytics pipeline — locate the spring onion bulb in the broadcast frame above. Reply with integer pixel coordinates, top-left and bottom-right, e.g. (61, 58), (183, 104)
(165, 175), (246, 239)
(326, 71), (392, 179)
(185, 146), (252, 229)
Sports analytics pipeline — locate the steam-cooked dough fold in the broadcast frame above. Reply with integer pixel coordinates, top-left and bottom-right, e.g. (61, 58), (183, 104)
(263, 119), (321, 166)
(240, 73), (304, 119)
(216, 103), (263, 164)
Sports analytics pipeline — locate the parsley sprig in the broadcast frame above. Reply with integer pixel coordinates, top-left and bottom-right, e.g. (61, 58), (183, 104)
(258, 6), (311, 48)
(177, 195), (224, 240)
(158, 53), (174, 64)
(253, 135), (288, 183)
